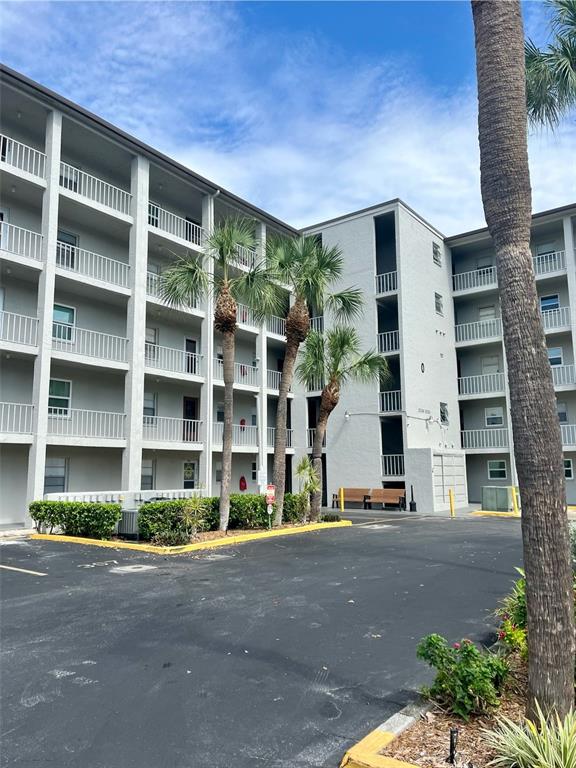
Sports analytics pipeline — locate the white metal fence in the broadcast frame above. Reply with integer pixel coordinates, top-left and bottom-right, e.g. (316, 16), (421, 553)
(0, 402), (34, 433)
(307, 428), (326, 448)
(212, 422), (258, 447)
(47, 408), (125, 439)
(452, 266), (497, 292)
(552, 364), (576, 388)
(146, 270), (198, 309)
(533, 250), (566, 276)
(213, 358), (259, 387)
(541, 306), (571, 331)
(52, 322), (128, 363)
(267, 369), (282, 390)
(267, 427), (293, 448)
(237, 303), (257, 327)
(56, 241), (130, 287)
(381, 454), (405, 476)
(378, 330), (400, 353)
(0, 310), (38, 346)
(306, 377), (325, 392)
(44, 488), (205, 504)
(60, 162), (132, 215)
(375, 271), (398, 294)
(142, 415), (202, 443)
(0, 221), (43, 261)
(458, 372), (505, 396)
(267, 315), (286, 336)
(379, 390), (402, 412)
(144, 343), (202, 377)
(148, 203), (204, 247)
(1, 133), (46, 178)
(562, 424), (576, 447)
(455, 317), (502, 344)
(461, 428), (509, 449)
(310, 316), (324, 333)
(233, 244), (257, 269)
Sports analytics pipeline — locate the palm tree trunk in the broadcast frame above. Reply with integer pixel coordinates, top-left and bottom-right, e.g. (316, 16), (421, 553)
(219, 329), (235, 531)
(272, 336), (299, 525)
(472, 0), (575, 718)
(310, 408), (330, 522)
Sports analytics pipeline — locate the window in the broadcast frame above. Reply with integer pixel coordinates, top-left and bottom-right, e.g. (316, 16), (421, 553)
(251, 413), (257, 427)
(547, 347), (563, 366)
(485, 406), (504, 427)
(141, 459), (155, 491)
(540, 294), (560, 312)
(216, 404), (224, 423)
(44, 458), (67, 494)
(478, 305), (496, 320)
(48, 379), (71, 416)
(482, 356), (500, 374)
(251, 461), (257, 481)
(434, 292), (443, 315)
(143, 392), (156, 418)
(557, 401), (568, 424)
(183, 461), (196, 489)
(440, 402), (449, 425)
(56, 230), (78, 269)
(488, 459), (507, 480)
(52, 304), (75, 342)
(565, 459), (574, 480)
(215, 462), (222, 483)
(432, 242), (442, 266)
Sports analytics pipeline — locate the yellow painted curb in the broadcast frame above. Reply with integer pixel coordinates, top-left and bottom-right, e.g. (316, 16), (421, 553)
(30, 520), (352, 555)
(340, 727), (419, 768)
(470, 510), (520, 518)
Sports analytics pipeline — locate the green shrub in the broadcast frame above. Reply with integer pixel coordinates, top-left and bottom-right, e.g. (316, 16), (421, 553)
(321, 513), (341, 522)
(484, 701), (576, 768)
(416, 634), (509, 721)
(498, 568), (527, 630)
(29, 501), (121, 539)
(152, 528), (191, 547)
(497, 618), (528, 659)
(570, 523), (576, 569)
(283, 492), (307, 523)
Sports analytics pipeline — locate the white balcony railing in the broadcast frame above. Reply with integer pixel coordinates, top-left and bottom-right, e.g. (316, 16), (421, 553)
(148, 203), (204, 247)
(458, 372), (505, 397)
(561, 424), (576, 447)
(44, 488), (205, 504)
(267, 427), (294, 448)
(146, 270), (199, 310)
(310, 316), (324, 333)
(551, 364), (576, 388)
(0, 402), (34, 434)
(381, 454), (405, 476)
(378, 330), (400, 353)
(0, 221), (43, 261)
(56, 241), (130, 288)
(60, 162), (132, 216)
(452, 266), (498, 293)
(143, 416), (202, 443)
(47, 408), (125, 439)
(306, 377), (325, 392)
(375, 271), (398, 294)
(0, 310), (38, 347)
(541, 306), (571, 332)
(233, 244), (257, 269)
(0, 134), (46, 179)
(144, 343), (202, 377)
(237, 303), (257, 328)
(307, 428), (326, 449)
(267, 315), (287, 337)
(455, 317), (502, 344)
(379, 390), (402, 412)
(52, 323), (128, 363)
(533, 250), (566, 276)
(461, 428), (509, 450)
(213, 358), (259, 387)
(267, 369), (282, 390)
(212, 422), (259, 447)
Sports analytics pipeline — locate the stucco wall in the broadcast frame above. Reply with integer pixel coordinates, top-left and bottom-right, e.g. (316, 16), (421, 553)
(0, 444), (29, 526)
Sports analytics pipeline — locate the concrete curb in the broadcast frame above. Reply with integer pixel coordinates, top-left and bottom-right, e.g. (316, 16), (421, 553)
(340, 699), (428, 768)
(470, 510), (520, 518)
(30, 520), (352, 555)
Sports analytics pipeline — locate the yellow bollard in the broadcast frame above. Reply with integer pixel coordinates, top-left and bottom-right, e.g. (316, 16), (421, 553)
(448, 488), (455, 518)
(512, 486), (520, 517)
(339, 487), (344, 515)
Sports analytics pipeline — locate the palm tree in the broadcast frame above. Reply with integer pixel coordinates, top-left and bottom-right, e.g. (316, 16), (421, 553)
(266, 235), (363, 525)
(295, 455), (321, 522)
(296, 328), (389, 521)
(472, 1), (575, 718)
(525, 0), (576, 126)
(160, 217), (281, 531)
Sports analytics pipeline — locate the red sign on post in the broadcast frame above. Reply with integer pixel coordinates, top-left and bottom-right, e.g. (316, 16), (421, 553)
(266, 484), (276, 505)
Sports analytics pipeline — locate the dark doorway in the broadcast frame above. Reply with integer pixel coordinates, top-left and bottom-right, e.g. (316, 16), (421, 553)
(186, 339), (197, 375)
(183, 397), (199, 441)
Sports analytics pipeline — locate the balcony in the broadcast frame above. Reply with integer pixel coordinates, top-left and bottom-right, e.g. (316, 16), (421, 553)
(237, 303), (258, 329)
(56, 241), (130, 289)
(378, 330), (400, 354)
(146, 270), (200, 312)
(148, 203), (204, 248)
(267, 315), (286, 337)
(144, 343), (202, 378)
(267, 369), (282, 391)
(307, 428), (326, 449)
(562, 424), (576, 447)
(306, 377), (325, 393)
(212, 422), (258, 448)
(0, 310), (38, 348)
(452, 266), (498, 293)
(0, 133), (46, 180)
(461, 427), (509, 451)
(0, 222), (43, 263)
(458, 373), (506, 398)
(455, 317), (502, 345)
(0, 402), (34, 438)
(541, 306), (571, 333)
(47, 408), (125, 441)
(142, 416), (202, 444)
(310, 316), (324, 333)
(552, 364), (576, 389)
(213, 358), (259, 388)
(379, 390), (402, 412)
(233, 244), (257, 270)
(60, 163), (132, 217)
(267, 427), (294, 448)
(533, 250), (566, 276)
(375, 270), (398, 295)
(381, 454), (405, 477)
(52, 323), (128, 366)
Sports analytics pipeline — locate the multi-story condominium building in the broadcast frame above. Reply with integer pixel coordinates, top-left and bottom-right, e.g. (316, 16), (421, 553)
(1, 64), (575, 527)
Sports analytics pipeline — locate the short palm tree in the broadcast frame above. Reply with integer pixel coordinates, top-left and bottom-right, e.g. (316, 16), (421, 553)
(525, 0), (576, 126)
(295, 455), (321, 522)
(266, 235), (363, 525)
(160, 217), (282, 531)
(296, 328), (390, 521)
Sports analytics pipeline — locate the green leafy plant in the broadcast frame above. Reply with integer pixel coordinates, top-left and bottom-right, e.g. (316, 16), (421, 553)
(321, 513), (341, 522)
(484, 701), (576, 768)
(570, 523), (576, 568)
(498, 568), (528, 630)
(295, 455), (321, 522)
(497, 618), (528, 659)
(416, 634), (509, 721)
(29, 501), (121, 539)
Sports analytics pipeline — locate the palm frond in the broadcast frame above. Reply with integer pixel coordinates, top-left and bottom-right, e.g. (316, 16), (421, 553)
(325, 326), (362, 378)
(296, 330), (326, 390)
(230, 261), (284, 322)
(158, 254), (209, 307)
(205, 216), (257, 277)
(325, 288), (364, 323)
(346, 351), (390, 387)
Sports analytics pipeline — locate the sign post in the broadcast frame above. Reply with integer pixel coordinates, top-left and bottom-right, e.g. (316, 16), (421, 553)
(266, 484), (275, 529)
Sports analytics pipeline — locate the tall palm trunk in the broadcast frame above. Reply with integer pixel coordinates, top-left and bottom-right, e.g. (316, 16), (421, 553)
(273, 297), (309, 525)
(310, 382), (339, 521)
(472, 0), (575, 718)
(220, 330), (235, 531)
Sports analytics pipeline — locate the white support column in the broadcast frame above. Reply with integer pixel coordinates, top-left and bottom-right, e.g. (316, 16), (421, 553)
(199, 193), (215, 494)
(501, 336), (518, 489)
(256, 222), (268, 492)
(26, 110), (62, 510)
(563, 215), (576, 348)
(121, 155), (149, 490)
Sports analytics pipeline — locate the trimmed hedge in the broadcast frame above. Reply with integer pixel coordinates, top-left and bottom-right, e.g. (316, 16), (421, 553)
(29, 501), (122, 539)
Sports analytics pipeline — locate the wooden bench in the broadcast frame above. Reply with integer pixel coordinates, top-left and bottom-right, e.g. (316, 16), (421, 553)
(364, 488), (406, 510)
(331, 488), (370, 508)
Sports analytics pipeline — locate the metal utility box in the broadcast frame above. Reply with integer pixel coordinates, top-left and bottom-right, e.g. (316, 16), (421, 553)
(481, 485), (518, 512)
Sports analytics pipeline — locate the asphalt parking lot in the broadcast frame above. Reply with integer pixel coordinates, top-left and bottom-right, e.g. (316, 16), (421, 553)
(0, 515), (522, 768)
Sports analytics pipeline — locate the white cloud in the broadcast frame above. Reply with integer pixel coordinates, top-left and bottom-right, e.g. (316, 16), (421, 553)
(1, 1), (574, 234)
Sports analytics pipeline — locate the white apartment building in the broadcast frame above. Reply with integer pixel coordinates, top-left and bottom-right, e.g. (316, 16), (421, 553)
(1, 65), (574, 527)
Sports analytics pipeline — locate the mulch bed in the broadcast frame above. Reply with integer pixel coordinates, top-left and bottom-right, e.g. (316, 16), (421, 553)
(382, 656), (527, 767)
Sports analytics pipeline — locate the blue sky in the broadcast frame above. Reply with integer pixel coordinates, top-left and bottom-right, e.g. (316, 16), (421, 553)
(1, 1), (574, 233)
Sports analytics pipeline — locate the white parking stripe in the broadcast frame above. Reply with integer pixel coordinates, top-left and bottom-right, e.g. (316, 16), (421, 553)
(0, 564), (47, 577)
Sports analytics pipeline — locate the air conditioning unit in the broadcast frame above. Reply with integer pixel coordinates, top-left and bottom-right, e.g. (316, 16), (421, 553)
(481, 486), (520, 513)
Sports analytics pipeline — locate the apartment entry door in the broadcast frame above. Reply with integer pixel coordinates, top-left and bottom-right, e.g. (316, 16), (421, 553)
(182, 397), (199, 441)
(185, 338), (197, 375)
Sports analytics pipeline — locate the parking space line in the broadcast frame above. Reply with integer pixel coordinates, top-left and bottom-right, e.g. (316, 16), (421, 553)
(0, 564), (47, 577)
